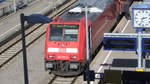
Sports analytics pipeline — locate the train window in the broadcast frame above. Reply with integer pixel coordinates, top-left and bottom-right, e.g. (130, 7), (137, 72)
(64, 29), (78, 41)
(49, 24), (79, 41)
(49, 27), (63, 41)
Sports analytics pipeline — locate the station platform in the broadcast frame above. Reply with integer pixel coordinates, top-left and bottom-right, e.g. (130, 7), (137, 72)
(90, 16), (150, 84)
(0, 1), (12, 9)
(0, 1), (13, 17)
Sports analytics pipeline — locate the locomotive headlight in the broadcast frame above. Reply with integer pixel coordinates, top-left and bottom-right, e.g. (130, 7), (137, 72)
(66, 48), (78, 53)
(48, 48), (59, 52)
(70, 56), (78, 59)
(48, 55), (55, 58)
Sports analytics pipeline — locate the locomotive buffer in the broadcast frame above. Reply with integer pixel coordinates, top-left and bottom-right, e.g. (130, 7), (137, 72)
(102, 3), (150, 83)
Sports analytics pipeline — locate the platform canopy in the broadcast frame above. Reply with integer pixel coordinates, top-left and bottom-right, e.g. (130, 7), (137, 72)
(25, 14), (52, 24)
(103, 33), (150, 51)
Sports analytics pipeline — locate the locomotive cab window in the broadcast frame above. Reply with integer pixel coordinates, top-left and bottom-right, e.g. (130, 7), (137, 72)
(49, 24), (79, 41)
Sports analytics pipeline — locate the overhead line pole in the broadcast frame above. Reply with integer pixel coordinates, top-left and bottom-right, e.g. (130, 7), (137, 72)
(13, 0), (17, 13)
(85, 6), (90, 84)
(20, 13), (29, 84)
(68, 6), (102, 83)
(20, 13), (52, 84)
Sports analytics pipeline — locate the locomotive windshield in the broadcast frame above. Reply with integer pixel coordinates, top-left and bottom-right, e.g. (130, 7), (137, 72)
(49, 24), (79, 41)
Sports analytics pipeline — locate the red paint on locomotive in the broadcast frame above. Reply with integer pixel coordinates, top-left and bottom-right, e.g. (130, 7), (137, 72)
(45, 21), (86, 62)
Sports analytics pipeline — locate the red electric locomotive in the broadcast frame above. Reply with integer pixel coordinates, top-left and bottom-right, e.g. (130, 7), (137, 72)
(45, 0), (143, 76)
(45, 20), (87, 76)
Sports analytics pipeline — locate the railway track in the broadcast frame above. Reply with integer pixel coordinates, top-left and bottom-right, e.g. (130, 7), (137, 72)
(48, 75), (78, 84)
(0, 0), (77, 69)
(0, 0), (79, 83)
(0, 0), (124, 83)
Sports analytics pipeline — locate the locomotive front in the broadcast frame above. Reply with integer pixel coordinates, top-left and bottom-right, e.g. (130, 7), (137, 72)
(45, 22), (86, 76)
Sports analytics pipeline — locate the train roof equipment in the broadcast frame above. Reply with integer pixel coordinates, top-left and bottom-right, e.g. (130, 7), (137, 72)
(69, 6), (103, 13)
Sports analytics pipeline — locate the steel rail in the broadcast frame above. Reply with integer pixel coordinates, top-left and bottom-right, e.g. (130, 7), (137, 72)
(48, 76), (78, 84)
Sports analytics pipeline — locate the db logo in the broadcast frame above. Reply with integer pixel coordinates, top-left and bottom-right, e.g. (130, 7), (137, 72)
(59, 48), (66, 52)
(57, 56), (67, 59)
